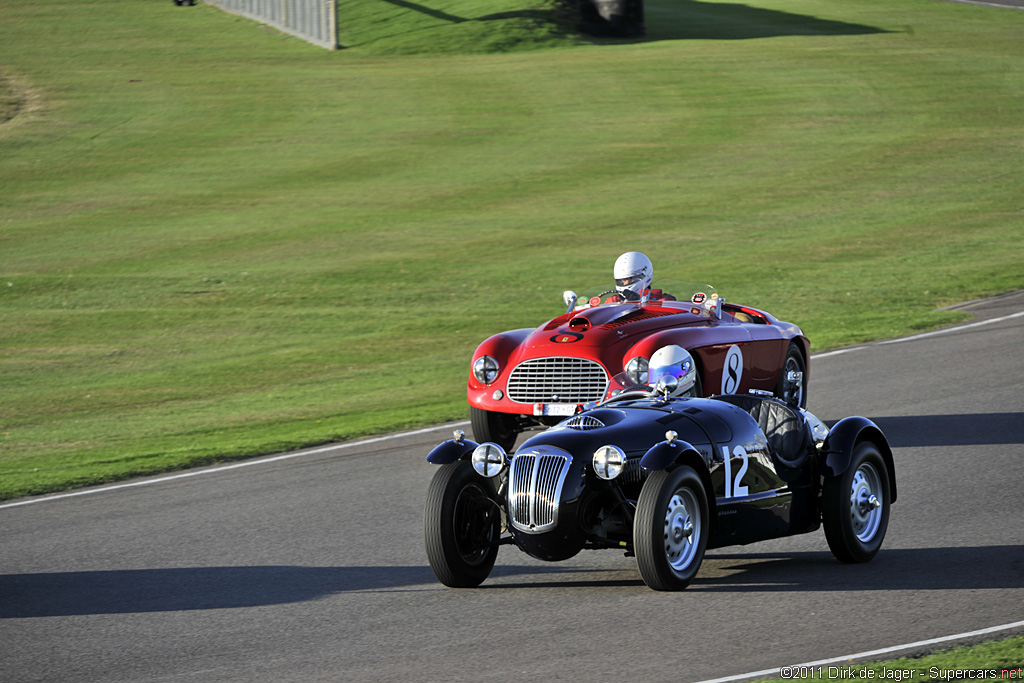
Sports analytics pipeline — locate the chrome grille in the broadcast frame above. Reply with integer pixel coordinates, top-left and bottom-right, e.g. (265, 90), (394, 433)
(560, 415), (606, 431)
(507, 357), (609, 404)
(508, 450), (572, 533)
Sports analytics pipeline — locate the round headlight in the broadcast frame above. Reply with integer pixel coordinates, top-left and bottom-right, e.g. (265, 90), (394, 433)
(625, 356), (649, 386)
(473, 356), (500, 384)
(593, 445), (626, 481)
(471, 443), (506, 478)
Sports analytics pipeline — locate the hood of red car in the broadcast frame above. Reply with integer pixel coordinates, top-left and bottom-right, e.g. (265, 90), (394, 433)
(525, 303), (703, 350)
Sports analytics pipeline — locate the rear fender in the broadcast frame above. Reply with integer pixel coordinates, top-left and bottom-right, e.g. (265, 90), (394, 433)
(820, 416), (897, 502)
(426, 435), (479, 465)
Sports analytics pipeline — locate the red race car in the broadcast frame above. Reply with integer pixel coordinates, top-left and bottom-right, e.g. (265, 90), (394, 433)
(468, 280), (809, 449)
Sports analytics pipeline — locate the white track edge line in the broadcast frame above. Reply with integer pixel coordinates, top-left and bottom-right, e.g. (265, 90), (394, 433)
(941, 0), (1024, 9)
(693, 619), (1024, 683)
(0, 421), (470, 510)
(811, 310), (1024, 360)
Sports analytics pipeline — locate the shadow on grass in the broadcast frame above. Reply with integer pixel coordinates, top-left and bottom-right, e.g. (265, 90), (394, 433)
(374, 0), (888, 41)
(375, 0), (559, 24)
(640, 0), (890, 41)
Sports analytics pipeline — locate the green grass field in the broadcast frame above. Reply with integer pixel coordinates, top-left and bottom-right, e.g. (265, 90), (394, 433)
(1, 0), (1022, 500)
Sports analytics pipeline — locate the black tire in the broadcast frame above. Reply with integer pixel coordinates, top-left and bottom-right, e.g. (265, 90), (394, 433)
(822, 441), (891, 563)
(775, 342), (807, 409)
(470, 406), (519, 452)
(634, 466), (709, 591)
(424, 461), (500, 588)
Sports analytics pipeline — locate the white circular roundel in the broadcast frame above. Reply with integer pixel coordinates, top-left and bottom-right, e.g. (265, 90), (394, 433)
(721, 345), (743, 394)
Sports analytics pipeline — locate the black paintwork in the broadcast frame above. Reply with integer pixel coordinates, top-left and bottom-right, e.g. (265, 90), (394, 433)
(427, 393), (892, 563)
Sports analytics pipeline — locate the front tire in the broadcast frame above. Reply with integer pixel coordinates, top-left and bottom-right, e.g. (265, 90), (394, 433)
(634, 466), (709, 591)
(470, 406), (519, 452)
(775, 342), (807, 408)
(822, 441), (891, 563)
(424, 461), (500, 587)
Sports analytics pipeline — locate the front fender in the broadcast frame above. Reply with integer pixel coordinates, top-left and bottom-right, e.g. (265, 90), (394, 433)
(469, 329), (534, 394)
(639, 438), (717, 535)
(473, 329), (532, 366)
(427, 437), (479, 465)
(821, 416), (897, 502)
(640, 439), (703, 471)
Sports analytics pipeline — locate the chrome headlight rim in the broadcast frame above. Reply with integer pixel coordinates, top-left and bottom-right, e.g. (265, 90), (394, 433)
(471, 442), (507, 478)
(592, 444), (626, 481)
(624, 356), (649, 386)
(473, 355), (500, 384)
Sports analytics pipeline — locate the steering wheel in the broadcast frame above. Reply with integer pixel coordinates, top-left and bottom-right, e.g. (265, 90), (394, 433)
(597, 289), (639, 301)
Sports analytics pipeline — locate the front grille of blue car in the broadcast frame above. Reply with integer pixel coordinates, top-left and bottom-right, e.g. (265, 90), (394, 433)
(506, 357), (609, 404)
(508, 450), (572, 534)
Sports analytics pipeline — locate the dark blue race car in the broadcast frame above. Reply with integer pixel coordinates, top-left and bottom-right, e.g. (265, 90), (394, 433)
(424, 379), (895, 591)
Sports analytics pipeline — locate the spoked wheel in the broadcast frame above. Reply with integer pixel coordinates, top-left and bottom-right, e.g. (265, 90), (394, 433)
(424, 461), (501, 587)
(634, 466), (709, 591)
(822, 441), (891, 563)
(470, 406), (519, 452)
(775, 342), (807, 409)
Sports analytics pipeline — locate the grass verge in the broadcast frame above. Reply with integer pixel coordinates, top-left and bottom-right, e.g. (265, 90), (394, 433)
(1, 0), (1022, 499)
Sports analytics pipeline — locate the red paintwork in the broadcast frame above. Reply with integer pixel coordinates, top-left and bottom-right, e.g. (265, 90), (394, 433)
(468, 296), (808, 417)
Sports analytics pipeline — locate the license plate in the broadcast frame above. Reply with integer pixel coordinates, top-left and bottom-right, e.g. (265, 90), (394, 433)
(533, 403), (578, 417)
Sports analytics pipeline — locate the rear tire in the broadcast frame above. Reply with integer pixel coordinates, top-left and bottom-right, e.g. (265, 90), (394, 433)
(424, 461), (500, 587)
(470, 406), (519, 452)
(634, 466), (709, 591)
(822, 441), (890, 563)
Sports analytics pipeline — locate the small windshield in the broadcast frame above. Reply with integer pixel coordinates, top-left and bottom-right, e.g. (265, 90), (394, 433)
(570, 280), (719, 311)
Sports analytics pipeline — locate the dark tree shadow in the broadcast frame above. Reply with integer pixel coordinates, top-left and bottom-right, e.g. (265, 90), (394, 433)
(639, 0), (889, 41)
(479, 545), (1024, 591)
(0, 565), (450, 618)
(370, 0), (888, 42)
(863, 413), (1024, 448)
(376, 0), (466, 23)
(6, 545), (1015, 617)
(691, 545), (1024, 593)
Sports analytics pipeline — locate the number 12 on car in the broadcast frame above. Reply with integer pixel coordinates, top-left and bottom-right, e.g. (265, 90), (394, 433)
(722, 445), (750, 498)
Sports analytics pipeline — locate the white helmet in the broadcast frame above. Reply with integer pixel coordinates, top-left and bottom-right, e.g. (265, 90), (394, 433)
(613, 252), (653, 301)
(648, 345), (697, 397)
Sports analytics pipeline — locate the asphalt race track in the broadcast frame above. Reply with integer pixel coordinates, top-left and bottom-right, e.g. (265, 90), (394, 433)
(3, 293), (1023, 682)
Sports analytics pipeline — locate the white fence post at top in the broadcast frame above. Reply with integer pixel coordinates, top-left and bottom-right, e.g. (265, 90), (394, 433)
(203, 0), (338, 50)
